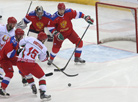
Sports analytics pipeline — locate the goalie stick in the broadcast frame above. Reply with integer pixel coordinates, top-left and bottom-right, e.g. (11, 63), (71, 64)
(26, 1), (32, 15)
(50, 60), (78, 77)
(54, 24), (90, 72)
(26, 1), (32, 36)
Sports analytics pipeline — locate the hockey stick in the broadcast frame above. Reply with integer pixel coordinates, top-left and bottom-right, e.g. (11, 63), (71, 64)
(26, 1), (32, 36)
(45, 72), (53, 77)
(54, 24), (90, 71)
(50, 60), (78, 77)
(26, 1), (32, 15)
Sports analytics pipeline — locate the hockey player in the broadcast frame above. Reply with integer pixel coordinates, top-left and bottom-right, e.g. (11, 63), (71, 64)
(16, 6), (53, 52)
(0, 17), (27, 85)
(16, 32), (51, 100)
(0, 17), (17, 82)
(47, 3), (94, 65)
(0, 28), (24, 97)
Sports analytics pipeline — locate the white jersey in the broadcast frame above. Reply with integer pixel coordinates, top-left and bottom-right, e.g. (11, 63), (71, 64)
(0, 24), (15, 50)
(18, 37), (48, 62)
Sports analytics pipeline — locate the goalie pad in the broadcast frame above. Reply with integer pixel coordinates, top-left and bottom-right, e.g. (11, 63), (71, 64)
(16, 19), (27, 29)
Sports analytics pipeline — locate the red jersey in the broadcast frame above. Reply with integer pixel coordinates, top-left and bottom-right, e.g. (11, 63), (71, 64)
(23, 11), (51, 32)
(0, 36), (18, 61)
(48, 9), (84, 37)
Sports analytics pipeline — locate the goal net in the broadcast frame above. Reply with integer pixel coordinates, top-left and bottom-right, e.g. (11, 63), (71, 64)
(95, 2), (138, 53)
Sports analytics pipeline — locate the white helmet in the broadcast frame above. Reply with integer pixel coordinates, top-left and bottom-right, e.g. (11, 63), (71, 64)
(35, 6), (44, 19)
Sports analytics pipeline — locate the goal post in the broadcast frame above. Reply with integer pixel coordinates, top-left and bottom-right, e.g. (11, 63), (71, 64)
(95, 2), (138, 53)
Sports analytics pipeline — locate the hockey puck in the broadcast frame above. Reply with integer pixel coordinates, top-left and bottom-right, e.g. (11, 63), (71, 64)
(68, 83), (71, 87)
(45, 72), (53, 77)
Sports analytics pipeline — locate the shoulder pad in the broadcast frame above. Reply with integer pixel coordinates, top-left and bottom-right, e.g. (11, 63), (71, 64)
(43, 11), (51, 19)
(28, 11), (36, 16)
(51, 12), (58, 21)
(65, 8), (72, 13)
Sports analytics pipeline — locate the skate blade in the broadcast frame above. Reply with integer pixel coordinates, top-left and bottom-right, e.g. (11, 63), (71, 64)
(41, 97), (51, 101)
(23, 83), (28, 86)
(0, 94), (10, 98)
(74, 62), (85, 64)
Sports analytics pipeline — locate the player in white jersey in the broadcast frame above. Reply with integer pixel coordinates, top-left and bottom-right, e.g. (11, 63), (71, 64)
(0, 17), (17, 82)
(0, 17), (16, 49)
(17, 32), (51, 101)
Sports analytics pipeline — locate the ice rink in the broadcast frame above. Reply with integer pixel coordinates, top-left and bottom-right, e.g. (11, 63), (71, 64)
(1, 0), (138, 102)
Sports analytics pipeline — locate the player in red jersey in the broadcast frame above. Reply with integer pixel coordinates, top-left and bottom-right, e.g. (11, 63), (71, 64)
(0, 17), (17, 82)
(47, 3), (94, 65)
(0, 28), (24, 97)
(16, 6), (53, 52)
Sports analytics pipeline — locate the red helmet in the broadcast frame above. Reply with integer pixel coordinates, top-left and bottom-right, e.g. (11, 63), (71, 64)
(15, 28), (24, 36)
(37, 32), (47, 41)
(58, 3), (65, 10)
(8, 17), (17, 24)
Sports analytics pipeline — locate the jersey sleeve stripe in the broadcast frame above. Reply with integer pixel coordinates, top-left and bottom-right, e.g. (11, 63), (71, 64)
(75, 11), (83, 19)
(47, 27), (55, 33)
(24, 17), (30, 24)
(7, 49), (16, 58)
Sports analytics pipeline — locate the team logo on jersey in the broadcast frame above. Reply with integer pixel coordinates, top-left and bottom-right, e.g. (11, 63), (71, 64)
(36, 22), (44, 30)
(60, 20), (67, 28)
(2, 35), (9, 41)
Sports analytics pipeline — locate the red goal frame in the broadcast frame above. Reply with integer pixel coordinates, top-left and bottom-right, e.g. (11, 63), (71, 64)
(95, 2), (138, 53)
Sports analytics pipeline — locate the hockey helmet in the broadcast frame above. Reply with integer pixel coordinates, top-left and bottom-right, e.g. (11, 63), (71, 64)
(58, 3), (65, 10)
(37, 32), (47, 41)
(35, 6), (44, 19)
(15, 28), (24, 36)
(8, 17), (17, 24)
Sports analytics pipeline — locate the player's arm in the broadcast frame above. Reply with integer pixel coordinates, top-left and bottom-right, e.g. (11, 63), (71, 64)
(5, 38), (18, 58)
(19, 38), (27, 47)
(38, 50), (49, 62)
(71, 9), (94, 24)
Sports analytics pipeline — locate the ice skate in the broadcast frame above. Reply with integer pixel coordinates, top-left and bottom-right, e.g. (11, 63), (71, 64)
(31, 84), (37, 94)
(47, 59), (53, 65)
(0, 88), (10, 97)
(74, 57), (85, 63)
(22, 77), (28, 86)
(39, 89), (51, 101)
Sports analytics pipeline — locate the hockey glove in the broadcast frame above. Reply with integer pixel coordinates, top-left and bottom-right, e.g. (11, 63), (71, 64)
(84, 15), (94, 25)
(17, 48), (23, 55)
(53, 31), (64, 41)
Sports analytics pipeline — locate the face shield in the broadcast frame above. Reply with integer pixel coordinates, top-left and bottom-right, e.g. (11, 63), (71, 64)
(35, 6), (44, 19)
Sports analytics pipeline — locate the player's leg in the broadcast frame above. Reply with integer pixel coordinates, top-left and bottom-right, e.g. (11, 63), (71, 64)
(19, 70), (28, 86)
(16, 61), (37, 94)
(10, 57), (28, 86)
(0, 61), (14, 97)
(47, 37), (63, 65)
(30, 63), (51, 100)
(68, 30), (85, 63)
